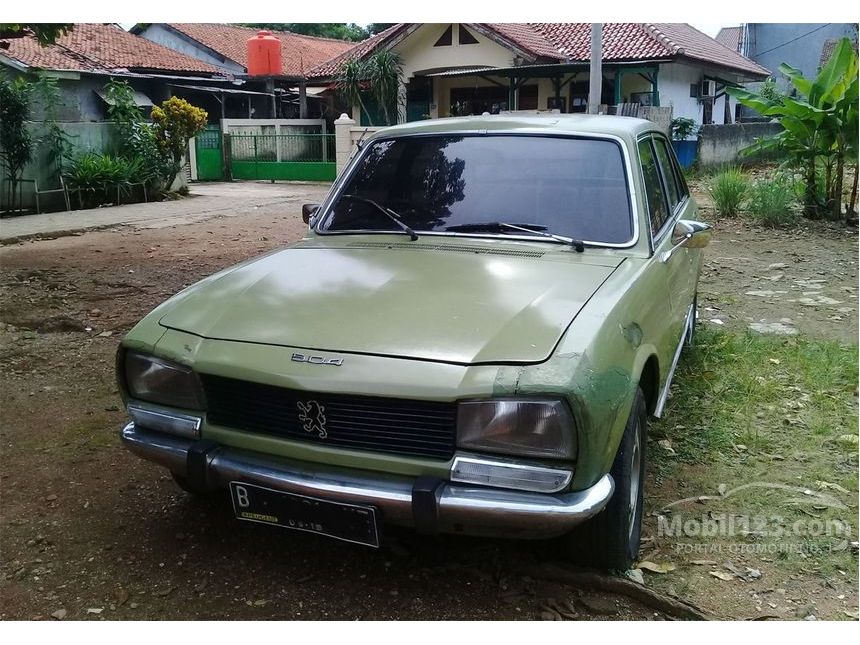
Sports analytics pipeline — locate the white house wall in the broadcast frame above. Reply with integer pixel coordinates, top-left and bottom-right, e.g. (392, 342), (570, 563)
(392, 23), (522, 119)
(393, 24), (519, 80)
(658, 62), (737, 130)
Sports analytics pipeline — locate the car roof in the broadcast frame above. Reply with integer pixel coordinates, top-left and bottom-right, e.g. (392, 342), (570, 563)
(369, 113), (662, 141)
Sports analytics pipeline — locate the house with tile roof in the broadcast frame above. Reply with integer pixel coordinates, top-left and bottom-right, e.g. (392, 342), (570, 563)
(0, 23), (233, 122)
(132, 23), (355, 119)
(306, 23), (770, 130)
(0, 23), (327, 124)
(133, 23), (355, 77)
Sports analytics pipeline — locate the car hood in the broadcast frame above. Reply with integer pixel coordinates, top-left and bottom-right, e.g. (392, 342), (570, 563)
(158, 242), (622, 365)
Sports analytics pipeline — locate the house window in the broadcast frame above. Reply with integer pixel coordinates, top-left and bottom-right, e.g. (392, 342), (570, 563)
(459, 25), (478, 45)
(434, 25), (453, 47)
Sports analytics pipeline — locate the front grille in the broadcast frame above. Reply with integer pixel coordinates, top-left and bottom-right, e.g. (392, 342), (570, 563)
(201, 374), (457, 460)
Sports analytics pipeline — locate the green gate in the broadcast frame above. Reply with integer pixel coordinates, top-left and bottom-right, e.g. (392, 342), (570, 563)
(228, 133), (336, 182)
(194, 125), (224, 181)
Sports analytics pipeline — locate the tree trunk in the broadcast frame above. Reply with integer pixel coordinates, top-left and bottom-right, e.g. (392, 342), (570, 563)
(832, 152), (845, 221)
(849, 164), (858, 216)
(804, 160), (819, 218)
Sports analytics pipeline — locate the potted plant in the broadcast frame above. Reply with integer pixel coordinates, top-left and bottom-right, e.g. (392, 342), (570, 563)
(670, 117), (699, 169)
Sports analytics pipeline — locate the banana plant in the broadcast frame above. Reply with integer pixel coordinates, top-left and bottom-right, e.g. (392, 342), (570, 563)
(728, 38), (858, 220)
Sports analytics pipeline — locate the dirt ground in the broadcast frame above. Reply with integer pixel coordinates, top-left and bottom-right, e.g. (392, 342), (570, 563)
(0, 180), (857, 620)
(691, 182), (858, 344)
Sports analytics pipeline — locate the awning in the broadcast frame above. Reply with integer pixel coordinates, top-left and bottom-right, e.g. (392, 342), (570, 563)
(94, 88), (153, 107)
(287, 86), (328, 96)
(167, 83), (273, 96)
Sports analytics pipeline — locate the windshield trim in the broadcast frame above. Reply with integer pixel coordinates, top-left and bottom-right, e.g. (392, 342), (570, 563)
(313, 131), (641, 249)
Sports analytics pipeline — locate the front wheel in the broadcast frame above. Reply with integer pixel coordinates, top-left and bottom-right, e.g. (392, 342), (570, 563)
(566, 387), (647, 570)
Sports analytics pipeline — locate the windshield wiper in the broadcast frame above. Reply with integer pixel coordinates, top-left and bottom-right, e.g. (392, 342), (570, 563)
(445, 222), (584, 252)
(339, 194), (419, 241)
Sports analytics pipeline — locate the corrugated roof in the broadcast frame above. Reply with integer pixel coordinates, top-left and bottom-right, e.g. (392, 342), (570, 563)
(0, 23), (221, 74)
(166, 23), (354, 76)
(307, 22), (769, 80)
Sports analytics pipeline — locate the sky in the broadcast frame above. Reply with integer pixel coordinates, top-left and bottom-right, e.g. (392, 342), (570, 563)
(692, 22), (732, 37)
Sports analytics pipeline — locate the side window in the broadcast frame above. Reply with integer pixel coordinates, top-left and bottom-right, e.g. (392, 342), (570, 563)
(638, 139), (669, 235)
(653, 137), (681, 211)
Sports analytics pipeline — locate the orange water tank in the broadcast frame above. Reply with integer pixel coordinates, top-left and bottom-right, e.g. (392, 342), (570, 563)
(247, 30), (282, 76)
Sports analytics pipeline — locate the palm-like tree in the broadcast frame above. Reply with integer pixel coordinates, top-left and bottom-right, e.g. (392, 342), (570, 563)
(336, 50), (403, 126)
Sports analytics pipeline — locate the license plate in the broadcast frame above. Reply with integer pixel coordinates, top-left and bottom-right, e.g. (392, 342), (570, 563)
(229, 481), (380, 548)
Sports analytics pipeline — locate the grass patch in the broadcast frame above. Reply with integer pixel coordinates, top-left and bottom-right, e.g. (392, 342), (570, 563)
(653, 328), (858, 464)
(747, 174), (802, 228)
(646, 328), (858, 586)
(707, 167), (748, 217)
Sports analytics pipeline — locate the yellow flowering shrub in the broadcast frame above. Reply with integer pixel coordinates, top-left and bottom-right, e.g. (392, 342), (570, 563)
(151, 96), (208, 188)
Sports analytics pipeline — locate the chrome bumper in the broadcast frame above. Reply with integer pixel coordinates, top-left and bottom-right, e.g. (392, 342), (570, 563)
(121, 422), (614, 539)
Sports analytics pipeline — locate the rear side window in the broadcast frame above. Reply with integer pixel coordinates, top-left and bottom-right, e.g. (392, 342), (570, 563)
(653, 137), (680, 210)
(638, 139), (669, 235)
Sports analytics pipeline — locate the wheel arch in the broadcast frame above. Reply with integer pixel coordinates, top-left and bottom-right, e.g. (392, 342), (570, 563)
(638, 353), (660, 417)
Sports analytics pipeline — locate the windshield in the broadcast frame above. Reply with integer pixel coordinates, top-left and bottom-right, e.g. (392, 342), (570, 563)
(319, 134), (634, 245)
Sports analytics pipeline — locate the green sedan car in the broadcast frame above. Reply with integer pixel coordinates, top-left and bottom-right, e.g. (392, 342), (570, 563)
(118, 114), (710, 569)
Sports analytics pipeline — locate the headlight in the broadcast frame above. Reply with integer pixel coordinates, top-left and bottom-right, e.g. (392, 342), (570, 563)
(121, 351), (205, 410)
(457, 399), (576, 460)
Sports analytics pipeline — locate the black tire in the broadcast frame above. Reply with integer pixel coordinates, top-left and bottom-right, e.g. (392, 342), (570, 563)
(566, 387), (647, 571)
(171, 471), (216, 497)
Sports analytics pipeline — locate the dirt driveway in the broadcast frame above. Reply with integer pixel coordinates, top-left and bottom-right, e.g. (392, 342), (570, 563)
(0, 181), (856, 620)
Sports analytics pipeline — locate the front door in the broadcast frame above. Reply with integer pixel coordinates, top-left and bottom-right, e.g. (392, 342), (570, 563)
(637, 136), (697, 373)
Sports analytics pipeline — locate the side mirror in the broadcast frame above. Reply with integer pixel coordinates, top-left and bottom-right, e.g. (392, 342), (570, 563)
(662, 220), (711, 261)
(302, 203), (320, 225)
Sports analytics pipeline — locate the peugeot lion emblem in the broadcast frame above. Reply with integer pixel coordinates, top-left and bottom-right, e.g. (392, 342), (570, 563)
(297, 400), (328, 439)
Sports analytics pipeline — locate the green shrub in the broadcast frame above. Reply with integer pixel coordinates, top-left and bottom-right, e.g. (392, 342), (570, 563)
(747, 174), (801, 227)
(708, 167), (748, 217)
(64, 153), (146, 209)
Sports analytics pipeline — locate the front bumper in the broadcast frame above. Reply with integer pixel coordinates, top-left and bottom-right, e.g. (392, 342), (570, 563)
(121, 422), (614, 539)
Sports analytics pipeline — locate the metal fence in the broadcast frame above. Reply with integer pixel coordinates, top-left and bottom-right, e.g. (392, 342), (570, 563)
(229, 134), (335, 163)
(227, 133), (336, 182)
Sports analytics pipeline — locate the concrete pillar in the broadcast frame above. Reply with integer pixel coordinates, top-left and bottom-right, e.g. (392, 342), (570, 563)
(299, 80), (308, 119)
(588, 23), (603, 114)
(335, 113), (356, 174)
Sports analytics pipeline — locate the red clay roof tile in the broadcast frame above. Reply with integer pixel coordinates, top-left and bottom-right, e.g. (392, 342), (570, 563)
(307, 22), (769, 80)
(0, 23), (221, 74)
(167, 23), (354, 76)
